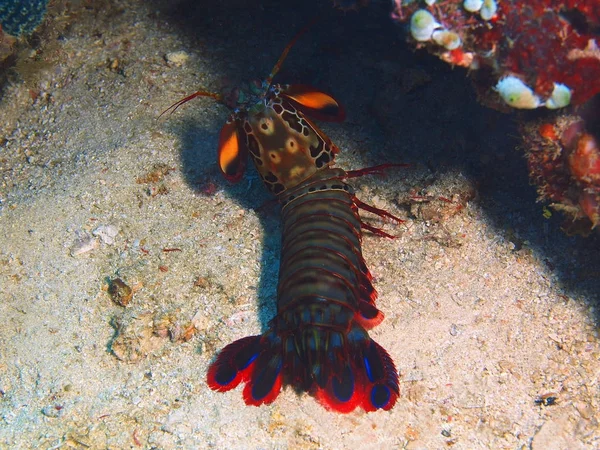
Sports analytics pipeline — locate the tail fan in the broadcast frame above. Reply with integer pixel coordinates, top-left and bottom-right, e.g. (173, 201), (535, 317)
(207, 333), (283, 406)
(315, 325), (399, 412)
(359, 338), (399, 412)
(207, 325), (398, 412)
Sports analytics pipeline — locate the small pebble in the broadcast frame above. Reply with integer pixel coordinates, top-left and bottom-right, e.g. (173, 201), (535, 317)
(70, 235), (98, 256)
(575, 401), (592, 419)
(41, 405), (63, 418)
(165, 51), (189, 67)
(93, 224), (119, 245)
(108, 278), (133, 306)
(191, 309), (209, 331)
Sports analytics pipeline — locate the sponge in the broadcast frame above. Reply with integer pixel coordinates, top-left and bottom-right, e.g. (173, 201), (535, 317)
(0, 0), (48, 36)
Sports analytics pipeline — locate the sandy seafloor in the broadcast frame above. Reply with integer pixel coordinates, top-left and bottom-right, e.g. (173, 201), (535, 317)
(1, 0), (599, 448)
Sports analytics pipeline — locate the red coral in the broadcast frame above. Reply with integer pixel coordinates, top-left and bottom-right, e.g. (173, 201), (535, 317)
(523, 116), (600, 230)
(393, 0), (600, 107)
(569, 133), (600, 184)
(494, 2), (599, 104)
(393, 1), (600, 231)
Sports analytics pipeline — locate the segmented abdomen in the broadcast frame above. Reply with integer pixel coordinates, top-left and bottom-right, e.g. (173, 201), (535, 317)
(277, 168), (374, 327)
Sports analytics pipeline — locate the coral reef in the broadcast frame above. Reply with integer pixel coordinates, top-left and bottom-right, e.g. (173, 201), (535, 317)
(392, 0), (600, 111)
(522, 112), (600, 232)
(0, 0), (48, 37)
(392, 1), (600, 233)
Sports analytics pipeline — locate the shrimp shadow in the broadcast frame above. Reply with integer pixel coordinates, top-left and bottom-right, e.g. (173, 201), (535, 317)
(170, 116), (280, 332)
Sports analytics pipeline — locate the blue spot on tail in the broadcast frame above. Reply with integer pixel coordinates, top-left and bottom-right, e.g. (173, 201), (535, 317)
(333, 368), (354, 402)
(240, 353), (258, 370)
(216, 366), (236, 386)
(364, 357), (374, 382)
(371, 385), (391, 409)
(251, 359), (282, 401)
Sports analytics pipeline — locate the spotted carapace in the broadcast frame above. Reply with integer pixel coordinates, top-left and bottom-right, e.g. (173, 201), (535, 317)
(163, 25), (404, 413)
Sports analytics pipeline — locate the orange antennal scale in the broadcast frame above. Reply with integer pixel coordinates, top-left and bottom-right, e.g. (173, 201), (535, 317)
(159, 90), (222, 119)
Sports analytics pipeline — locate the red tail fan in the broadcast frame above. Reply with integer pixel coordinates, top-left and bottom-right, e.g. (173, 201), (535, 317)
(207, 333), (283, 406)
(207, 322), (399, 412)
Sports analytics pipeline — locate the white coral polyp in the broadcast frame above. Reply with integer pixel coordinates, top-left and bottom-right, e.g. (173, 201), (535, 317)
(480, 0), (498, 20)
(410, 9), (441, 42)
(463, 0), (483, 12)
(545, 83), (572, 109)
(432, 30), (462, 50)
(495, 76), (541, 109)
